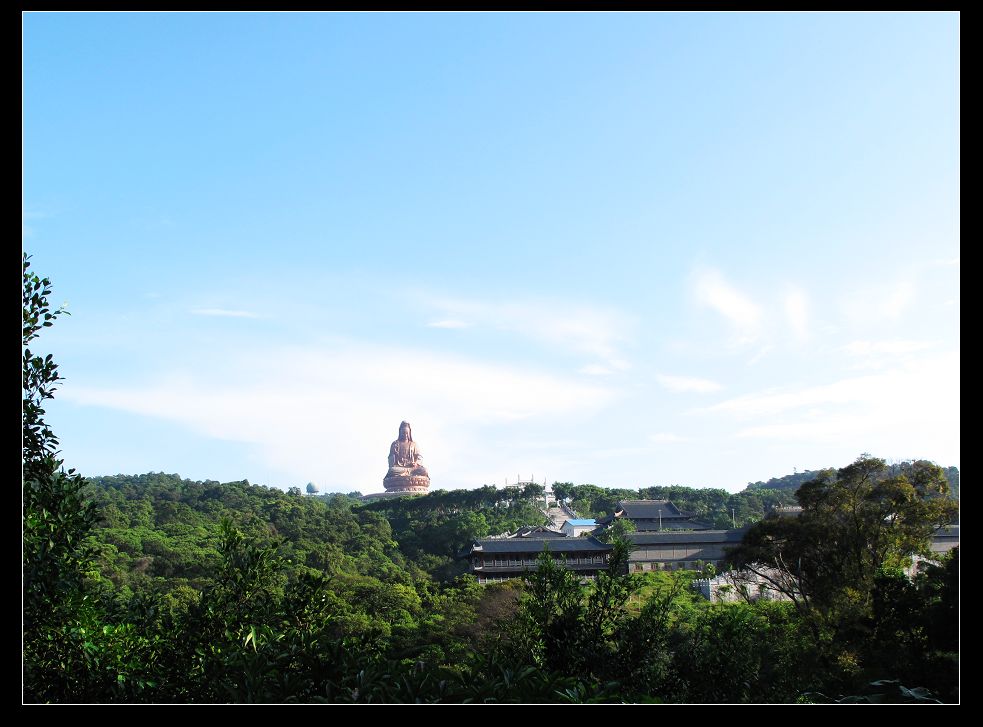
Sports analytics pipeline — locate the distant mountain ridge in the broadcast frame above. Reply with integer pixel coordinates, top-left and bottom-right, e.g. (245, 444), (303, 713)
(745, 462), (959, 498)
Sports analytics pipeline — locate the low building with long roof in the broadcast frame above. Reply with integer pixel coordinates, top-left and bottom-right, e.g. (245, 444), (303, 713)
(625, 528), (748, 573)
(468, 535), (613, 584)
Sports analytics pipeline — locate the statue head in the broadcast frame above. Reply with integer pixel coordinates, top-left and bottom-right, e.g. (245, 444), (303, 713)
(398, 421), (412, 441)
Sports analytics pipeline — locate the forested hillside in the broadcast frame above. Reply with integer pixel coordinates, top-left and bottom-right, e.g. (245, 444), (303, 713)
(86, 473), (425, 637)
(745, 470), (824, 492)
(62, 469), (958, 704)
(84, 473), (550, 605)
(746, 464), (960, 498)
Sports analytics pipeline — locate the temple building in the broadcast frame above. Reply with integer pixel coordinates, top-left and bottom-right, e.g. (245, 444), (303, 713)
(597, 500), (712, 531)
(468, 535), (613, 584)
(625, 529), (747, 572)
(931, 523), (959, 555)
(468, 499), (729, 583)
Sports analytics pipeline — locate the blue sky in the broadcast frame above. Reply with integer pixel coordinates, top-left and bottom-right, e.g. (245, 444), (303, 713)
(24, 12), (959, 493)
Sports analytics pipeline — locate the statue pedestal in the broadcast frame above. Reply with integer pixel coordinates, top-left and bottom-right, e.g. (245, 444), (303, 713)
(362, 490), (425, 501)
(383, 473), (430, 494)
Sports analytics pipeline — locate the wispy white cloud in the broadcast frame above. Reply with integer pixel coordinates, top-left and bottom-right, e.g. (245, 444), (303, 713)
(427, 319), (471, 329)
(784, 288), (809, 342)
(590, 446), (654, 458)
(580, 364), (614, 376)
(839, 279), (916, 325)
(880, 281), (916, 319)
(839, 340), (937, 371)
(703, 375), (883, 418)
(656, 373), (722, 394)
(746, 345), (775, 366)
(649, 432), (687, 443)
(190, 308), (263, 319)
(423, 295), (633, 364)
(701, 353), (957, 419)
(841, 340), (935, 357)
(61, 342), (619, 492)
(692, 269), (762, 344)
(23, 210), (52, 238)
(696, 352), (959, 462)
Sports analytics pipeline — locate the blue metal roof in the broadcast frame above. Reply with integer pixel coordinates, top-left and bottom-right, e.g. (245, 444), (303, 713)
(565, 519), (597, 526)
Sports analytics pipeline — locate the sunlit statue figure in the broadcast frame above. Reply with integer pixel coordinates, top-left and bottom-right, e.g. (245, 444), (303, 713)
(383, 421), (430, 493)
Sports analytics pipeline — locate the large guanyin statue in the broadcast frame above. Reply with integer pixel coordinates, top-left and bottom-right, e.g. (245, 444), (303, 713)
(383, 421), (430, 494)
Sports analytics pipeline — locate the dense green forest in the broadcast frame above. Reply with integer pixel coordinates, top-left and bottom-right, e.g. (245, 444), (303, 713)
(31, 467), (961, 703)
(83, 473), (551, 633)
(746, 464), (960, 499)
(23, 256), (959, 703)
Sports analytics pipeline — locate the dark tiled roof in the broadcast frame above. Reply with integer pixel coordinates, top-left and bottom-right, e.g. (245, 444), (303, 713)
(634, 520), (713, 532)
(512, 525), (567, 538)
(617, 500), (687, 519)
(472, 536), (613, 554)
(627, 529), (747, 546)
